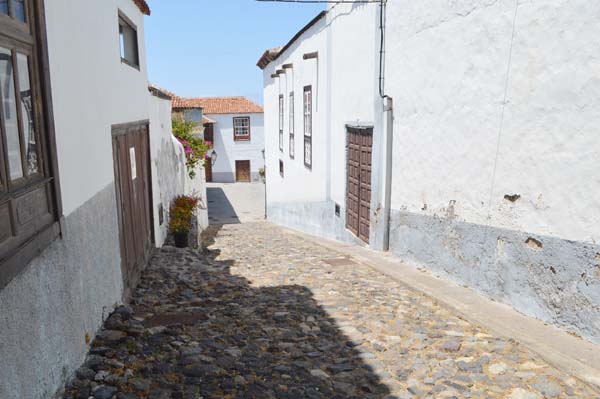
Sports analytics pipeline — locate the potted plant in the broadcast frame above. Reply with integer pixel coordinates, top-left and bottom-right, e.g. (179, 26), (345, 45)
(169, 195), (200, 248)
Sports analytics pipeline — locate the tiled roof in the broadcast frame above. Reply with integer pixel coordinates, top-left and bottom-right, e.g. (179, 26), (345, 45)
(132, 0), (151, 15)
(172, 96), (264, 114)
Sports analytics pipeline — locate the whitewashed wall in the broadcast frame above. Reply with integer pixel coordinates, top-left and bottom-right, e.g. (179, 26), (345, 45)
(262, 4), (378, 242)
(148, 94), (186, 247)
(209, 113), (264, 183)
(0, 1), (156, 398)
(46, 0), (150, 216)
(385, 0), (600, 343)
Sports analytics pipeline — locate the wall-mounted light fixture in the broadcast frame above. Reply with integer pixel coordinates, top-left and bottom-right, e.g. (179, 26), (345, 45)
(210, 150), (218, 166)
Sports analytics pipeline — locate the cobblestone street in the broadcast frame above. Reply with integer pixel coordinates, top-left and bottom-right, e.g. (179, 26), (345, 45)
(64, 222), (599, 399)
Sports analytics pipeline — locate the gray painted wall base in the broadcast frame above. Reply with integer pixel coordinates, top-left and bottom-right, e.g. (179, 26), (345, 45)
(268, 200), (366, 247)
(0, 184), (123, 399)
(388, 210), (600, 344)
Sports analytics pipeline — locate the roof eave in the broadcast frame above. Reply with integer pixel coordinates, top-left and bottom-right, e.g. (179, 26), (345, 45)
(132, 0), (151, 15)
(256, 10), (327, 70)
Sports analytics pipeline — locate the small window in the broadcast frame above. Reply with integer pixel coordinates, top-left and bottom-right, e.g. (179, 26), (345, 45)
(303, 86), (312, 168)
(278, 94), (284, 152)
(279, 159), (284, 177)
(119, 12), (139, 69)
(289, 91), (294, 159)
(233, 117), (251, 141)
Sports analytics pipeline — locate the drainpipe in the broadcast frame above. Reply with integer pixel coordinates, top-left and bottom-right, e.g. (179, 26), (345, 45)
(373, 0), (393, 251)
(380, 97), (393, 250)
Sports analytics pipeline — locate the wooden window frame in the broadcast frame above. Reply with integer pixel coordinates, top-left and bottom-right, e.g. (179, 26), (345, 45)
(303, 85), (312, 169)
(0, 0), (63, 290)
(232, 116), (251, 141)
(118, 10), (140, 70)
(278, 94), (283, 152)
(289, 91), (294, 159)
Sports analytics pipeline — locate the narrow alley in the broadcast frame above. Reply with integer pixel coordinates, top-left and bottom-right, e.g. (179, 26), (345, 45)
(62, 217), (598, 398)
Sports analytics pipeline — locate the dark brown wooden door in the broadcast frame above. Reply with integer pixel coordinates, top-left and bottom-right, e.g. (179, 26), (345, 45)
(346, 127), (373, 243)
(235, 160), (251, 182)
(204, 123), (213, 182)
(112, 121), (153, 297)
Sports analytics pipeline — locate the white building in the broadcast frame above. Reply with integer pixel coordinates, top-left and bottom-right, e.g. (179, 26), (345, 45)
(259, 1), (600, 344)
(0, 1), (204, 398)
(173, 96), (265, 183)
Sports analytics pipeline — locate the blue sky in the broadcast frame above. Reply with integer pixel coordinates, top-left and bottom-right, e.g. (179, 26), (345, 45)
(145, 0), (325, 104)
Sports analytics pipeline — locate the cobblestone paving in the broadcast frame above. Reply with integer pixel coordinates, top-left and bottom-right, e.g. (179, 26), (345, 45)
(63, 222), (599, 399)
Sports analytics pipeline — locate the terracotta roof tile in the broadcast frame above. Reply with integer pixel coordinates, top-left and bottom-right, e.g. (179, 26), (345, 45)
(172, 96), (263, 114)
(132, 0), (151, 15)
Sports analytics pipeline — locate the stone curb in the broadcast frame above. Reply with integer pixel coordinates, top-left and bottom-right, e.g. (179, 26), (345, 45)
(278, 223), (600, 393)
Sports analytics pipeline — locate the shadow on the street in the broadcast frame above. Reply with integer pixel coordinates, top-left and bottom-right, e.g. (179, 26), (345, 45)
(206, 187), (241, 225)
(125, 226), (391, 398)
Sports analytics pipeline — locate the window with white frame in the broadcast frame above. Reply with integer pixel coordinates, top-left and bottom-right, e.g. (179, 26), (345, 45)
(289, 91), (294, 158)
(303, 86), (312, 168)
(233, 117), (250, 141)
(278, 94), (283, 152)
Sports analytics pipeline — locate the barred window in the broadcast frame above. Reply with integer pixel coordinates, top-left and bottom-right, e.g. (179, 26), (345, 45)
(303, 86), (312, 168)
(233, 117), (250, 141)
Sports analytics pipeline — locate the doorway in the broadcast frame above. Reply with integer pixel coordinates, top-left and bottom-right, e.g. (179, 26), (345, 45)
(346, 126), (373, 243)
(112, 121), (153, 298)
(235, 160), (251, 182)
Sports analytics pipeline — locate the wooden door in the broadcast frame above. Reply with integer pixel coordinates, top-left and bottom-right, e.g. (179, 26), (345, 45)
(204, 123), (213, 182)
(346, 127), (373, 243)
(112, 121), (153, 297)
(235, 160), (251, 182)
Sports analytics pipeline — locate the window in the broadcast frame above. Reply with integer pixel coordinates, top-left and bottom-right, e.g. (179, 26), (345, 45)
(119, 12), (139, 68)
(289, 92), (294, 159)
(233, 117), (250, 141)
(279, 159), (284, 177)
(0, 0), (62, 289)
(0, 0), (26, 22)
(278, 94), (283, 152)
(303, 86), (312, 168)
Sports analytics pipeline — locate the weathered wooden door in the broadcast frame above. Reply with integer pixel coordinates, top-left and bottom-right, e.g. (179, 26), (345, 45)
(112, 121), (153, 297)
(204, 123), (213, 182)
(346, 127), (373, 243)
(235, 160), (251, 182)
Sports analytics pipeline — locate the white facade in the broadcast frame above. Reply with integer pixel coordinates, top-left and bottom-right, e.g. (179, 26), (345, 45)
(260, 1), (600, 343)
(0, 1), (205, 398)
(46, 0), (151, 216)
(262, 4), (378, 242)
(384, 0), (600, 344)
(209, 112), (265, 183)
